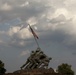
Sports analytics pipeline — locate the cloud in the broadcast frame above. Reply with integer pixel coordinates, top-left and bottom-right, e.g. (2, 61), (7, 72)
(72, 52), (76, 56)
(54, 8), (69, 19)
(0, 0), (76, 49)
(26, 17), (38, 25)
(20, 1), (29, 7)
(20, 50), (30, 56)
(64, 0), (76, 9)
(18, 28), (32, 39)
(50, 14), (66, 24)
(0, 3), (12, 11)
(7, 26), (20, 37)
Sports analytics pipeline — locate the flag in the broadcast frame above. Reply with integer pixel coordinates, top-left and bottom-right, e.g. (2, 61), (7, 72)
(20, 25), (26, 30)
(29, 25), (39, 39)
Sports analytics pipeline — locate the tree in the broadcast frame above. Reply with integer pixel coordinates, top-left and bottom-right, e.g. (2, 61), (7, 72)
(0, 60), (6, 75)
(56, 63), (74, 75)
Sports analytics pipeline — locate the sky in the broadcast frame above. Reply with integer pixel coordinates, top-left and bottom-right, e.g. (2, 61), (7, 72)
(0, 0), (76, 74)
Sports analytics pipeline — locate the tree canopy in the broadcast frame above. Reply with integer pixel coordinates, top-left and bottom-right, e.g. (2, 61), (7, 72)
(57, 63), (74, 75)
(0, 60), (6, 75)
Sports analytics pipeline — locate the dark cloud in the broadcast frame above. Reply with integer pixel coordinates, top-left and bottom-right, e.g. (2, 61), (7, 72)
(72, 52), (76, 56)
(50, 14), (66, 24)
(0, 0), (53, 22)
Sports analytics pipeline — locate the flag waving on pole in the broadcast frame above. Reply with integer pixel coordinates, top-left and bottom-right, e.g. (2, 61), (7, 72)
(29, 24), (39, 39)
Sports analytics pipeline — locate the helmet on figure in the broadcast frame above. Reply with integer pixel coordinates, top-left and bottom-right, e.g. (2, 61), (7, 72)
(36, 47), (41, 52)
(49, 57), (52, 60)
(31, 51), (34, 53)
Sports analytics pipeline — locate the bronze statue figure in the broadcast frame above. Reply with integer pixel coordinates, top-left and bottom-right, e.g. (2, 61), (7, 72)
(20, 48), (52, 69)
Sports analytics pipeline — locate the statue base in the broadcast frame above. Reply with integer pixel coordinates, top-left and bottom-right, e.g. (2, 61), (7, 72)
(5, 68), (62, 75)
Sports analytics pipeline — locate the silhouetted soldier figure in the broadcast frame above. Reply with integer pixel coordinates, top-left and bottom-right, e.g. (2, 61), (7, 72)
(41, 57), (52, 68)
(31, 48), (49, 69)
(20, 48), (42, 69)
(20, 47), (52, 69)
(20, 51), (35, 69)
(28, 48), (42, 69)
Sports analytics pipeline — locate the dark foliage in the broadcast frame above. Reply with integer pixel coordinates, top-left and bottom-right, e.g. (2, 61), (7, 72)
(0, 60), (6, 75)
(57, 63), (74, 75)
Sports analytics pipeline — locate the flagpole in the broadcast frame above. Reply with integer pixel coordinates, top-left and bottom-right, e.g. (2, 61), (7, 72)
(28, 24), (40, 48)
(34, 35), (40, 48)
